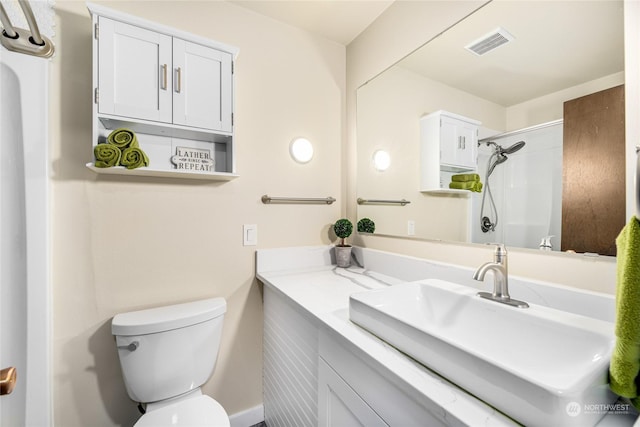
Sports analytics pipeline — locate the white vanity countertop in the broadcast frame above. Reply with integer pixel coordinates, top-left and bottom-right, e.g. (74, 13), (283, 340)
(256, 245), (638, 427)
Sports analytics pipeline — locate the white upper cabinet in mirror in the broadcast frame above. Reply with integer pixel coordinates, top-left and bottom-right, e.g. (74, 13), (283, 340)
(356, 0), (624, 254)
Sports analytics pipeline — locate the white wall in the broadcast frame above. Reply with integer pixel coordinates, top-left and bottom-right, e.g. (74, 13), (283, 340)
(624, 0), (640, 220)
(346, 0), (640, 294)
(50, 1), (345, 425)
(506, 72), (625, 130)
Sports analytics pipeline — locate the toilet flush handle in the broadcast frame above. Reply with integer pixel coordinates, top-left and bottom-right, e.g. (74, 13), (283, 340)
(117, 341), (139, 352)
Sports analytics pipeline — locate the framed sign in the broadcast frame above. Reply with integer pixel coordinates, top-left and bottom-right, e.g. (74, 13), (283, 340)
(171, 146), (215, 172)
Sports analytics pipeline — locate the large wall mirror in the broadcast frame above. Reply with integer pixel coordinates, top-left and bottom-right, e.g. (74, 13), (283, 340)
(356, 0), (625, 256)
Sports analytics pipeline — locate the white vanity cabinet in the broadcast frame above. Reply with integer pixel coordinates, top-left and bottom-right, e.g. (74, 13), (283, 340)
(318, 330), (445, 427)
(87, 3), (238, 180)
(318, 358), (387, 427)
(420, 110), (480, 192)
(262, 285), (446, 427)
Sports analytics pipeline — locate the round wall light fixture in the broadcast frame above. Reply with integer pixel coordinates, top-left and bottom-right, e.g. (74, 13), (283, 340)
(290, 137), (314, 163)
(372, 149), (391, 171)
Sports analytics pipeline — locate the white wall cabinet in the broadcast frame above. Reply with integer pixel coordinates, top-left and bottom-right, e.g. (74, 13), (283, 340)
(172, 38), (233, 132)
(97, 17), (173, 124)
(420, 110), (480, 193)
(88, 3), (238, 180)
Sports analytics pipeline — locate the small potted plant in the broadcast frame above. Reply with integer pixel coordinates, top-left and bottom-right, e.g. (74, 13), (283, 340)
(333, 218), (353, 268)
(357, 218), (375, 234)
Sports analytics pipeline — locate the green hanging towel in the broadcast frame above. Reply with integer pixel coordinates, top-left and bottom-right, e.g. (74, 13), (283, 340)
(93, 143), (121, 168)
(107, 128), (139, 150)
(120, 146), (150, 170)
(609, 216), (640, 407)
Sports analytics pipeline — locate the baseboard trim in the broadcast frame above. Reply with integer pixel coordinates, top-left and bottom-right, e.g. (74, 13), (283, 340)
(229, 404), (264, 427)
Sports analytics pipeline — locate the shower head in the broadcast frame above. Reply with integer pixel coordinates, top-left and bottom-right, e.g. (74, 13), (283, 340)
(500, 140), (525, 155)
(486, 152), (508, 177)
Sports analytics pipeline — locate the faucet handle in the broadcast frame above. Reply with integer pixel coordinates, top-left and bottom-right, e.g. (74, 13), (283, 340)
(492, 243), (507, 263)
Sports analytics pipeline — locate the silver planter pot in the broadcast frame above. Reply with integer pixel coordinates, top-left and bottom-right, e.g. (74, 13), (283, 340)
(335, 245), (352, 268)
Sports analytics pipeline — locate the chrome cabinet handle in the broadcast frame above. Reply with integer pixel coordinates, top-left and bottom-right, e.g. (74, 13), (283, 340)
(161, 64), (167, 90)
(175, 67), (182, 93)
(117, 341), (139, 352)
(0, 366), (17, 396)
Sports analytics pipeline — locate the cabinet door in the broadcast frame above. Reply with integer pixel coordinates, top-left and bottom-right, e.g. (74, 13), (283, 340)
(439, 116), (477, 169)
(98, 17), (172, 123)
(318, 359), (388, 427)
(455, 120), (478, 168)
(172, 39), (233, 132)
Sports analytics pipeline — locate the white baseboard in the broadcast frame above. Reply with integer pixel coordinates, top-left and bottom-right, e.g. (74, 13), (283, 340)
(229, 404), (264, 427)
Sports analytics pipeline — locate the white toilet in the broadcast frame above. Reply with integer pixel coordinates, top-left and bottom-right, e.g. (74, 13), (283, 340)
(112, 297), (230, 426)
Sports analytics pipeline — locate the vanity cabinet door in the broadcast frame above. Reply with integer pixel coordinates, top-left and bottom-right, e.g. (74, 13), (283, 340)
(98, 17), (173, 123)
(439, 115), (478, 170)
(318, 359), (388, 427)
(172, 39), (233, 133)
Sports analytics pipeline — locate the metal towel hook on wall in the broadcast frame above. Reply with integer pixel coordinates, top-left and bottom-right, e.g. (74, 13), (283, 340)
(0, 0), (54, 58)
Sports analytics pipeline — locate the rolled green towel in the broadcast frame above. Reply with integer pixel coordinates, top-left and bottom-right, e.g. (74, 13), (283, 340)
(120, 146), (150, 170)
(609, 216), (640, 405)
(93, 143), (121, 168)
(107, 128), (138, 150)
(449, 180), (483, 193)
(451, 173), (480, 182)
(449, 181), (475, 190)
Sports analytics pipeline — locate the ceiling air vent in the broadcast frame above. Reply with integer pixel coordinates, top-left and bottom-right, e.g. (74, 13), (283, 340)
(465, 27), (514, 56)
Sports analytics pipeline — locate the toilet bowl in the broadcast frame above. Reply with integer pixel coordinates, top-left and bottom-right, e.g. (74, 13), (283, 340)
(135, 393), (229, 427)
(112, 298), (229, 426)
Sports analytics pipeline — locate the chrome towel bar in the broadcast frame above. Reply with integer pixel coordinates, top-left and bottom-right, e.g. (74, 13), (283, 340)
(357, 198), (411, 206)
(261, 195), (336, 205)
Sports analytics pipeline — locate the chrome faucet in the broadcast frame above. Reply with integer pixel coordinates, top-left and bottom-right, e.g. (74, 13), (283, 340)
(473, 244), (529, 308)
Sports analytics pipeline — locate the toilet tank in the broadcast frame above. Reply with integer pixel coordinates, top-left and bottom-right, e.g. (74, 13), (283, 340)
(111, 298), (226, 403)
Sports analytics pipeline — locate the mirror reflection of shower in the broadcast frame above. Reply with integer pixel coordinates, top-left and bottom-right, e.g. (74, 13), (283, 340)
(471, 120), (563, 251)
(479, 140), (526, 232)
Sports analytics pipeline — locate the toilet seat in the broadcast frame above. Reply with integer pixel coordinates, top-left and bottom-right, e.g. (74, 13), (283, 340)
(134, 395), (230, 427)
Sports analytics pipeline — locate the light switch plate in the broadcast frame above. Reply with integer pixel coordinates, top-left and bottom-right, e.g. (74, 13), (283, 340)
(408, 220), (415, 236)
(243, 224), (257, 246)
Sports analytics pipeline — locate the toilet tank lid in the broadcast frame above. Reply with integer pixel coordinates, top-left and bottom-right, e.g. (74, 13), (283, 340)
(111, 297), (226, 336)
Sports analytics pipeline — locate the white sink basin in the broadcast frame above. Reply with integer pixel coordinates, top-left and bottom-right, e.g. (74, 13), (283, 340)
(349, 279), (617, 427)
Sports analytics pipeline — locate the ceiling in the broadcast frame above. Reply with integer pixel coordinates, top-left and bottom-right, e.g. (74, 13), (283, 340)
(388, 0), (625, 106)
(229, 1), (625, 107)
(228, 0), (394, 45)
